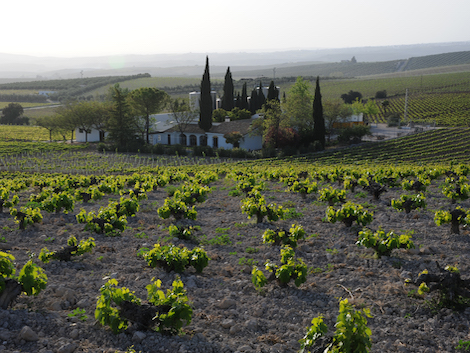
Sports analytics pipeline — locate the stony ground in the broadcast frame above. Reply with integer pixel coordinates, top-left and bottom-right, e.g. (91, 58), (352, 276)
(0, 175), (470, 353)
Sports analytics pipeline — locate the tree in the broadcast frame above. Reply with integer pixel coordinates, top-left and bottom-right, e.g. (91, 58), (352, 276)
(221, 67), (234, 111)
(228, 108), (251, 121)
(169, 98), (198, 145)
(267, 81), (279, 102)
(323, 100), (353, 142)
(106, 84), (138, 150)
(250, 88), (258, 114)
(352, 98), (379, 123)
(375, 90), (387, 99)
(56, 101), (103, 143)
(257, 81), (266, 109)
(223, 131), (243, 148)
(128, 87), (169, 144)
(239, 82), (249, 111)
(260, 100), (289, 149)
(199, 56), (213, 132)
(338, 125), (372, 144)
(283, 77), (313, 143)
(341, 90), (363, 104)
(212, 108), (228, 122)
(35, 115), (59, 142)
(1, 103), (25, 125)
(312, 76), (325, 148)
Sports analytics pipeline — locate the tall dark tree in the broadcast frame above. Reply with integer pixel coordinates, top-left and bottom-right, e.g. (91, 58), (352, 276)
(250, 88), (258, 114)
(221, 67), (234, 111)
(258, 81), (266, 109)
(312, 76), (326, 148)
(239, 82), (249, 111)
(199, 56), (213, 132)
(235, 92), (240, 108)
(267, 80), (279, 102)
(107, 84), (137, 149)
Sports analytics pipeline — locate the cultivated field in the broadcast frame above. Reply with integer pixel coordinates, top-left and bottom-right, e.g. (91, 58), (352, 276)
(1, 129), (470, 352)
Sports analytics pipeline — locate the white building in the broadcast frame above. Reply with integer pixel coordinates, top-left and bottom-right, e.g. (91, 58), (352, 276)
(151, 118), (262, 150)
(75, 113), (176, 143)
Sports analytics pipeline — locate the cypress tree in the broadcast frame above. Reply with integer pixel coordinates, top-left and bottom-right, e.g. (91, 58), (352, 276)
(221, 67), (234, 111)
(267, 80), (279, 102)
(240, 82), (249, 110)
(199, 56), (213, 132)
(312, 76), (325, 148)
(107, 84), (137, 150)
(250, 88), (258, 114)
(258, 81), (266, 109)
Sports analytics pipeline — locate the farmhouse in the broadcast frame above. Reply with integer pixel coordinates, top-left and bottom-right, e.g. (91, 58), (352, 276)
(151, 117), (262, 150)
(76, 112), (263, 150)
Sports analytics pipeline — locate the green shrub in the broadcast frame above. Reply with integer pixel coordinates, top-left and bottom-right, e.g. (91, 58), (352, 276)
(391, 194), (426, 213)
(264, 246), (307, 287)
(241, 191), (284, 223)
(262, 224), (306, 247)
(356, 228), (414, 258)
(0, 252), (47, 309)
(39, 236), (95, 263)
(95, 277), (192, 335)
(326, 202), (373, 227)
(319, 186), (346, 206)
(139, 244), (209, 273)
(299, 298), (372, 353)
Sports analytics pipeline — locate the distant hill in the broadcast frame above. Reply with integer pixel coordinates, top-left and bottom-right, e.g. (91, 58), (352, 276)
(0, 41), (469, 80)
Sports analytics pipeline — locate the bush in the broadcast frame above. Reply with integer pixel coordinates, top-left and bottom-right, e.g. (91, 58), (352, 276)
(375, 90), (387, 99)
(337, 125), (371, 144)
(95, 277), (192, 335)
(387, 113), (401, 127)
(299, 298), (372, 352)
(357, 228), (415, 258)
(0, 252), (48, 309)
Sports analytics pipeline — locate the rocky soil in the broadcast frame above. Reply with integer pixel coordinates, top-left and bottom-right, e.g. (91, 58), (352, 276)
(0, 176), (470, 353)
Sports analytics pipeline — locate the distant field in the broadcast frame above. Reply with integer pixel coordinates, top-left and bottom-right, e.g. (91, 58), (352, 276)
(0, 124), (65, 141)
(0, 102), (55, 110)
(86, 76), (217, 97)
(22, 106), (61, 120)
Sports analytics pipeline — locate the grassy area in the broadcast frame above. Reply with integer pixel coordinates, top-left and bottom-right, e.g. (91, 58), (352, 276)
(0, 102), (56, 109)
(0, 124), (65, 141)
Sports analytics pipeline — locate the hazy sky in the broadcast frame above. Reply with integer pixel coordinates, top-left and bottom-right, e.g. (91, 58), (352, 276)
(5, 0), (469, 57)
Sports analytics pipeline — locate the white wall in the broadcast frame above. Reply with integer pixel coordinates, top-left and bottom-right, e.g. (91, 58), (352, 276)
(75, 129), (102, 142)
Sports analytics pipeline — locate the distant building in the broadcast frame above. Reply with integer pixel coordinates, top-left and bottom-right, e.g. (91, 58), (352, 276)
(38, 91), (56, 96)
(332, 113), (364, 128)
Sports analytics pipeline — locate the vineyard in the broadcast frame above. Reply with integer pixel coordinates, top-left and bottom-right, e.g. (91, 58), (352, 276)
(368, 93), (470, 126)
(0, 131), (470, 352)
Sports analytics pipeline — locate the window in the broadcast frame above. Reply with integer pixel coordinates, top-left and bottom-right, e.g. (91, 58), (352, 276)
(213, 136), (218, 148)
(167, 134), (171, 145)
(199, 135), (207, 146)
(179, 134), (187, 146)
(189, 135), (197, 146)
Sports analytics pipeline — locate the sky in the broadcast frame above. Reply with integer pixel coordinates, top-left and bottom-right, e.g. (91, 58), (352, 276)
(4, 0), (470, 58)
